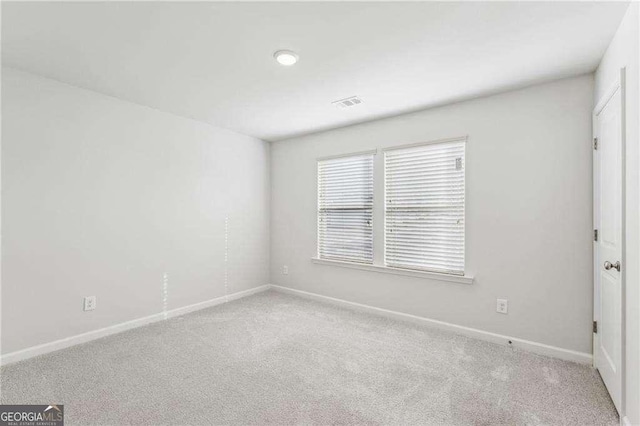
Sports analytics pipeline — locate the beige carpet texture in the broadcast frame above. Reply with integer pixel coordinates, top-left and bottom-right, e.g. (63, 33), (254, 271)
(0, 289), (617, 425)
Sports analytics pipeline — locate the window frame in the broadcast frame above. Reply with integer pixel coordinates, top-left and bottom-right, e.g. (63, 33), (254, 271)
(316, 150), (376, 264)
(312, 138), (472, 284)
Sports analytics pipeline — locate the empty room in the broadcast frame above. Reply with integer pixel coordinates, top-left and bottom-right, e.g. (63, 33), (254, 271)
(1, 1), (639, 425)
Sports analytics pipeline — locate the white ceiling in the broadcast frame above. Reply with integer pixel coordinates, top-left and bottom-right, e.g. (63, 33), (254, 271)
(2, 2), (629, 141)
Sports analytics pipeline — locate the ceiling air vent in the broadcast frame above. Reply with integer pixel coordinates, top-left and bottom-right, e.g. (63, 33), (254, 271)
(332, 96), (363, 109)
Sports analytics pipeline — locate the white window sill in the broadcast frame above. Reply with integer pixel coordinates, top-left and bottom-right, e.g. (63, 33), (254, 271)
(311, 257), (474, 284)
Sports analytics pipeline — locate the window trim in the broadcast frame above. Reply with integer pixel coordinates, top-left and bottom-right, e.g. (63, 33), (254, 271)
(311, 257), (473, 284)
(380, 135), (468, 152)
(317, 149), (378, 161)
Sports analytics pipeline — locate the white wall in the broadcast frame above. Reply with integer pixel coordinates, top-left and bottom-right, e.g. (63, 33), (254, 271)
(595, 3), (640, 424)
(271, 75), (594, 355)
(1, 68), (270, 355)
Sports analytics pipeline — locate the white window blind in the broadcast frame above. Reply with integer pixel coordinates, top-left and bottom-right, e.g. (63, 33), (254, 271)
(318, 154), (374, 264)
(384, 140), (465, 275)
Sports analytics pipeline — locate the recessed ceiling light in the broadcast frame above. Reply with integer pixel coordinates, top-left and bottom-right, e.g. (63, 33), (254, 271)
(274, 50), (298, 66)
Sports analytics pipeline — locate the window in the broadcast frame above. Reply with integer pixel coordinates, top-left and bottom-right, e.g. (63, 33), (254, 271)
(384, 139), (465, 275)
(317, 153), (374, 264)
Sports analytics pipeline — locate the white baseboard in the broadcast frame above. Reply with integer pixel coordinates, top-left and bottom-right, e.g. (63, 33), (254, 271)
(2, 284), (593, 366)
(622, 416), (634, 426)
(1, 285), (270, 366)
(269, 284), (593, 364)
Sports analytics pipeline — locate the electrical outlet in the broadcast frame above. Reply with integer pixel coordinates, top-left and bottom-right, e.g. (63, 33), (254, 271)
(282, 265), (289, 275)
(84, 296), (96, 311)
(496, 299), (508, 314)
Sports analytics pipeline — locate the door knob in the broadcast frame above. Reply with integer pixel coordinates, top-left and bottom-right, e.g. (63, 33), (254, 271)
(604, 261), (621, 272)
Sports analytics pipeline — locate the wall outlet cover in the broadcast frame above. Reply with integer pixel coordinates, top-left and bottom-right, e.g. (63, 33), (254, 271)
(84, 296), (96, 311)
(496, 298), (508, 314)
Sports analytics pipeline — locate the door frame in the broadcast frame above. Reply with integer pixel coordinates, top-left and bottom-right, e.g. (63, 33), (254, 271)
(593, 67), (626, 417)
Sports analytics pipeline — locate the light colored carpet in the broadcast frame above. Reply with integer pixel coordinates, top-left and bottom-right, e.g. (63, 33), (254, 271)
(1, 289), (617, 425)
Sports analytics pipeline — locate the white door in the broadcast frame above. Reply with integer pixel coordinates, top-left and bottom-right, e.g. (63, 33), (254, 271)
(593, 74), (624, 413)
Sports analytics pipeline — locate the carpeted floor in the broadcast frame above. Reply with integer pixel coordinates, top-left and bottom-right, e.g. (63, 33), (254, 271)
(1, 289), (617, 425)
